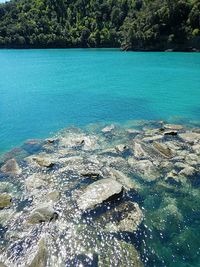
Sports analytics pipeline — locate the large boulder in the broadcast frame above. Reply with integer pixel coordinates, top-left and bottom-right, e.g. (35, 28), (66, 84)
(0, 158), (21, 175)
(77, 178), (123, 210)
(0, 194), (12, 208)
(28, 204), (58, 224)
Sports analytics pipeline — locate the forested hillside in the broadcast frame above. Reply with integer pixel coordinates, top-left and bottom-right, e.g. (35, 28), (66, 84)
(0, 0), (199, 50)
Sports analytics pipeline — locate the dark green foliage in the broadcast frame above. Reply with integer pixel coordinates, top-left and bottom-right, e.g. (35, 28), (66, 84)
(0, 0), (199, 50)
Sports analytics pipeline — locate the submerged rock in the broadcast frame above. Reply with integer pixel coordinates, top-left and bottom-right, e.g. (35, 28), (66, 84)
(102, 201), (143, 233)
(179, 166), (196, 177)
(28, 238), (47, 267)
(47, 191), (60, 202)
(0, 158), (21, 175)
(179, 132), (200, 144)
(152, 141), (173, 158)
(25, 173), (47, 191)
(28, 204), (58, 224)
(98, 239), (144, 267)
(109, 168), (138, 190)
(0, 194), (12, 208)
(77, 178), (123, 210)
(128, 158), (160, 182)
(33, 156), (55, 168)
(101, 124), (115, 133)
(164, 124), (184, 130)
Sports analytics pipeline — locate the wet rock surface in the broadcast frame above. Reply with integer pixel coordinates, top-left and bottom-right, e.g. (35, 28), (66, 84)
(0, 120), (200, 266)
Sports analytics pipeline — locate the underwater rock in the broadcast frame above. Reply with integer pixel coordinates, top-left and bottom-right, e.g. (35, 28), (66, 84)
(128, 158), (160, 182)
(179, 132), (200, 144)
(142, 135), (163, 142)
(98, 239), (144, 267)
(28, 204), (58, 224)
(25, 173), (47, 191)
(47, 191), (60, 202)
(132, 141), (147, 159)
(33, 156), (55, 168)
(28, 238), (47, 267)
(192, 144), (200, 154)
(0, 194), (12, 209)
(179, 166), (196, 177)
(152, 141), (173, 158)
(77, 178), (123, 210)
(165, 171), (183, 185)
(103, 201), (143, 233)
(101, 124), (115, 133)
(0, 158), (21, 175)
(109, 168), (137, 190)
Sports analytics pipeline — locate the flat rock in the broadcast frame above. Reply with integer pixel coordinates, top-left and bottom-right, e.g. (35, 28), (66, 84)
(0, 158), (21, 175)
(47, 191), (60, 202)
(153, 141), (173, 158)
(164, 124), (184, 130)
(28, 204), (58, 224)
(179, 132), (200, 144)
(0, 194), (12, 208)
(142, 135), (163, 142)
(77, 178), (123, 210)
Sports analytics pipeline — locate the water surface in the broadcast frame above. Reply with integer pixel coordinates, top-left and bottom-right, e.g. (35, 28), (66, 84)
(0, 49), (200, 153)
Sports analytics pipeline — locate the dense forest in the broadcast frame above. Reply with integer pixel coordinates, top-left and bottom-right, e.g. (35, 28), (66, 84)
(0, 0), (199, 50)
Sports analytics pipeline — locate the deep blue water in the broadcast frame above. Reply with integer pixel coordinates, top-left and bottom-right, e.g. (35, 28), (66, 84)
(0, 49), (200, 153)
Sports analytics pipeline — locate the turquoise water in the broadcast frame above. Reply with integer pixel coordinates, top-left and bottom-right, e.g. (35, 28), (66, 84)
(0, 49), (200, 153)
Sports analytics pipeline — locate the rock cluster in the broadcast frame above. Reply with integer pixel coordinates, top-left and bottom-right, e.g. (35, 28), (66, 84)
(0, 120), (200, 266)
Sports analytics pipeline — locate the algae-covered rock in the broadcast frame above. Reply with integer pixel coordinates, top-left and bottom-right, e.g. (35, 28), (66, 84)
(29, 238), (47, 267)
(0, 194), (12, 208)
(77, 178), (123, 210)
(28, 204), (58, 224)
(0, 158), (21, 175)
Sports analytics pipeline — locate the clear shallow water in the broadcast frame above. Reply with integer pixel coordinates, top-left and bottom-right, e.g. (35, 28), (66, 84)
(0, 49), (200, 153)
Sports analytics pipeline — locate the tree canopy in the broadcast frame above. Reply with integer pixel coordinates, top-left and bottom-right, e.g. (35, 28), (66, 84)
(0, 0), (199, 50)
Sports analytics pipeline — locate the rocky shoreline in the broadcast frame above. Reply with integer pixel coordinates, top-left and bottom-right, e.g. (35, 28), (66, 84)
(0, 120), (200, 266)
